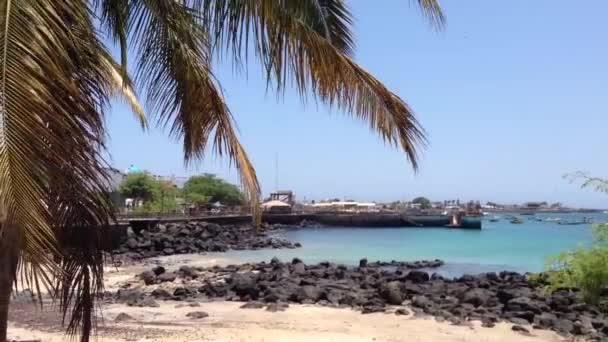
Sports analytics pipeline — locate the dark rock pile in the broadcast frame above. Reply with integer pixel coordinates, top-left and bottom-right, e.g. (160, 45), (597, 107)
(112, 258), (607, 339)
(112, 222), (301, 259)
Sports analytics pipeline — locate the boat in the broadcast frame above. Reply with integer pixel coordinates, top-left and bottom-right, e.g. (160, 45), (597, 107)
(486, 215), (500, 222)
(558, 217), (592, 225)
(510, 217), (524, 224)
(545, 217), (561, 222)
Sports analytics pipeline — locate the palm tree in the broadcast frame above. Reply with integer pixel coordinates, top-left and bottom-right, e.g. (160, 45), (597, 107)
(0, 1), (444, 341)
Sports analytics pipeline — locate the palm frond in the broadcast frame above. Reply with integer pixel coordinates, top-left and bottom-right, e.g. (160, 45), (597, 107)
(1, 1), (115, 341)
(101, 52), (147, 129)
(414, 0), (446, 29)
(197, 0), (427, 169)
(98, 0), (130, 80)
(315, 0), (354, 55)
(127, 0), (261, 218)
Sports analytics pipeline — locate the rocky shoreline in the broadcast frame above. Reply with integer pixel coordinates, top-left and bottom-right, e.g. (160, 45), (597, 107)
(112, 221), (302, 260)
(108, 258), (607, 340)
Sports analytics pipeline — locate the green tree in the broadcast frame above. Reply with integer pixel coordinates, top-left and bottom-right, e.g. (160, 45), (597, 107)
(412, 197), (432, 209)
(118, 172), (158, 202)
(546, 173), (608, 305)
(184, 174), (244, 206)
(0, 1), (444, 341)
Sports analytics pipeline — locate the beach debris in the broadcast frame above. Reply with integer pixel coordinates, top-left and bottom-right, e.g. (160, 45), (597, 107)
(395, 308), (410, 316)
(266, 302), (289, 312)
(511, 325), (530, 334)
(186, 311), (209, 319)
(240, 301), (266, 309)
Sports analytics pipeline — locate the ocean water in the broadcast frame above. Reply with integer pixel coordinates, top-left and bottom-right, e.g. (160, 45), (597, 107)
(221, 213), (605, 276)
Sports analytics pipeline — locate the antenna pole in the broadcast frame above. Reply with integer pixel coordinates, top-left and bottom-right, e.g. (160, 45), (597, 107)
(275, 152), (279, 191)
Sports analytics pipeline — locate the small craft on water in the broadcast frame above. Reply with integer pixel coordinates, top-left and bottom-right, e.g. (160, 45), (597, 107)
(510, 217), (524, 224)
(558, 217), (592, 226)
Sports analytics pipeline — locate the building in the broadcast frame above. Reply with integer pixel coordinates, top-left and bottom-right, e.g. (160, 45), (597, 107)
(103, 167), (127, 210)
(261, 200), (292, 214)
(308, 200), (378, 213)
(268, 191), (295, 206)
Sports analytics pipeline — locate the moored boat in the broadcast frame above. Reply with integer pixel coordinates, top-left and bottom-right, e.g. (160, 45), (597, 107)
(510, 217), (524, 224)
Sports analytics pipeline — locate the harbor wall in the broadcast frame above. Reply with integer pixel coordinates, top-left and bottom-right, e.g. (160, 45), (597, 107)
(108, 213), (481, 249)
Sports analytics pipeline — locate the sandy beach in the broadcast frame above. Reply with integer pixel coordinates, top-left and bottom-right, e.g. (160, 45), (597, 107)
(7, 254), (569, 342)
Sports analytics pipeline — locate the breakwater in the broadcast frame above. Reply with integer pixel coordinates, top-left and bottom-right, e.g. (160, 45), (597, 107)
(108, 213), (480, 250)
(123, 213), (481, 232)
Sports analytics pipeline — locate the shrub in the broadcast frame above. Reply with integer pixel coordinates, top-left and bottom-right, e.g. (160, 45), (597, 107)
(546, 224), (608, 304)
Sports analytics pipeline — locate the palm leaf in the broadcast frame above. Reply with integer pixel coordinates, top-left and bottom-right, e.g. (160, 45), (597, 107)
(123, 0), (261, 218)
(414, 0), (446, 29)
(1, 1), (116, 341)
(197, 0), (428, 169)
(101, 52), (147, 129)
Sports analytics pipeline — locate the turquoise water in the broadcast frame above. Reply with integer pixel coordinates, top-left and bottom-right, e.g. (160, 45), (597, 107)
(223, 213), (604, 275)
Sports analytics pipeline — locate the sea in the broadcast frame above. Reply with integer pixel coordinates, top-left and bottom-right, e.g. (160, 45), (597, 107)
(221, 212), (606, 277)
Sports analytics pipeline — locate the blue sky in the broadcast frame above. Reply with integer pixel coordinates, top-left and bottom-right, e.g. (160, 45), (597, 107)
(105, 0), (608, 208)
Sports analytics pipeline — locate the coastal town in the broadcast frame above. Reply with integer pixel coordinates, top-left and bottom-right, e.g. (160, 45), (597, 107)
(108, 167), (602, 218)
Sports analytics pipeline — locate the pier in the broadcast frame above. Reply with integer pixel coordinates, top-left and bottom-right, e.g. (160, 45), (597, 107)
(121, 212), (481, 234)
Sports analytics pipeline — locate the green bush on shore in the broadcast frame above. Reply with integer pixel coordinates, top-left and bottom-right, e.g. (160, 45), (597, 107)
(546, 224), (608, 305)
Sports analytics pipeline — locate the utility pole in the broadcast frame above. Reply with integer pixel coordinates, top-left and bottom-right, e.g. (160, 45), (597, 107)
(275, 152), (279, 191)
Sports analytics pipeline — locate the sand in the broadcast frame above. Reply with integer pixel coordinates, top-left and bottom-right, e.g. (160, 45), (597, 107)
(8, 253), (569, 342)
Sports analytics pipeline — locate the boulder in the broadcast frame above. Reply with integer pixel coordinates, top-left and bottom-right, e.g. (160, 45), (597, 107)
(411, 295), (433, 309)
(178, 266), (198, 278)
(139, 271), (156, 285)
(150, 288), (172, 299)
(362, 305), (385, 314)
(116, 289), (144, 303)
(405, 270), (429, 283)
(291, 286), (323, 303)
(553, 319), (574, 334)
(512, 325), (530, 334)
(152, 266), (166, 276)
(158, 272), (177, 283)
(126, 238), (138, 249)
(292, 263), (306, 275)
(497, 287), (532, 304)
(359, 258), (368, 268)
(114, 312), (134, 322)
(509, 318), (530, 326)
(231, 273), (259, 298)
(534, 312), (557, 328)
(461, 288), (493, 307)
(506, 296), (542, 314)
(266, 302), (289, 312)
(240, 301), (266, 309)
(395, 308), (410, 316)
(380, 281), (403, 305)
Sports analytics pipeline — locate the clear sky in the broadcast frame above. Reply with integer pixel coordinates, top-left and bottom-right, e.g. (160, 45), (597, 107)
(105, 0), (608, 208)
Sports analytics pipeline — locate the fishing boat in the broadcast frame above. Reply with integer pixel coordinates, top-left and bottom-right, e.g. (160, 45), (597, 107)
(558, 217), (592, 225)
(510, 217), (524, 224)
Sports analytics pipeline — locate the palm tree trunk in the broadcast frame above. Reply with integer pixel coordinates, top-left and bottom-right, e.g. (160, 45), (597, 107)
(0, 226), (19, 342)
